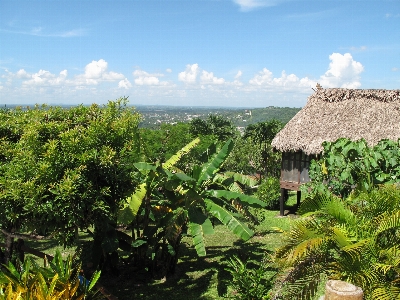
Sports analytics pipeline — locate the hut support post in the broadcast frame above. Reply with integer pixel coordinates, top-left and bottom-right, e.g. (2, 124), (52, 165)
(297, 191), (301, 208)
(280, 188), (285, 216)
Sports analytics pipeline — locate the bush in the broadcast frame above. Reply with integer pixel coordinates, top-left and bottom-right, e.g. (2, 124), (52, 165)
(256, 177), (280, 209)
(225, 255), (275, 300)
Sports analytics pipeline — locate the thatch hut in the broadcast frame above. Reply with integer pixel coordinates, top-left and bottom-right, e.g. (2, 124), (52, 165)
(271, 87), (400, 215)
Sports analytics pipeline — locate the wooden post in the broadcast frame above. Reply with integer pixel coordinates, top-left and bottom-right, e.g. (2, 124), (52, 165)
(323, 280), (363, 300)
(297, 190), (301, 208)
(280, 188), (285, 216)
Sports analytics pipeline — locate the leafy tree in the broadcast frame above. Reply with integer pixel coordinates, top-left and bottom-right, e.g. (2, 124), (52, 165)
(242, 120), (283, 178)
(224, 136), (262, 175)
(190, 115), (238, 142)
(272, 184), (400, 300)
(0, 99), (142, 266)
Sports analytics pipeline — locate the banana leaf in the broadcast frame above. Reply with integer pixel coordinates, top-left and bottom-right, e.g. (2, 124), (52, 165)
(163, 137), (200, 170)
(197, 139), (234, 186)
(204, 189), (266, 208)
(204, 199), (253, 241)
(117, 183), (147, 224)
(188, 207), (214, 256)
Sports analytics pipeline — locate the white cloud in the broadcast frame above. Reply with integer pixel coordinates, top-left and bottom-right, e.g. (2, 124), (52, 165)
(200, 70), (225, 84)
(75, 59), (124, 85)
(21, 69), (68, 86)
(178, 64), (199, 83)
(234, 71), (242, 79)
(233, 0), (282, 12)
(166, 68), (172, 73)
(392, 67), (398, 72)
(133, 69), (169, 86)
(16, 69), (30, 79)
(249, 53), (363, 90)
(249, 68), (316, 89)
(249, 68), (273, 85)
(319, 53), (363, 88)
(118, 78), (132, 89)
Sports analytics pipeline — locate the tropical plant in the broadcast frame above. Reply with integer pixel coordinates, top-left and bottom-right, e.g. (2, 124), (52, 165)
(117, 138), (266, 278)
(0, 250), (103, 299)
(272, 184), (400, 300)
(305, 138), (400, 197)
(225, 255), (275, 300)
(256, 177), (281, 209)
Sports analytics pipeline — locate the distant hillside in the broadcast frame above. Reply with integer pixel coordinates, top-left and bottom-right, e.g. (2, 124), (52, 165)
(135, 105), (301, 128)
(2, 104), (301, 128)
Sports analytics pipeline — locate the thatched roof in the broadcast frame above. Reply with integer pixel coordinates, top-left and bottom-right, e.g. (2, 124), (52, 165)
(271, 88), (400, 155)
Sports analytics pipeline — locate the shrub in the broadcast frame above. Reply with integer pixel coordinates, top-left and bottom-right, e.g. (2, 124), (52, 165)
(256, 177), (281, 209)
(225, 255), (275, 300)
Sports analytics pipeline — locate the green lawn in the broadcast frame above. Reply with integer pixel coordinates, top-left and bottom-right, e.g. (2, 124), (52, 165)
(23, 195), (307, 299)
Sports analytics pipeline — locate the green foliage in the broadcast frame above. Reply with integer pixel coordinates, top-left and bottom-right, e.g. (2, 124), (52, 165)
(273, 184), (400, 300)
(189, 115), (238, 142)
(243, 120), (283, 178)
(0, 250), (104, 299)
(225, 255), (274, 300)
(116, 138), (265, 278)
(0, 99), (142, 268)
(224, 136), (262, 175)
(256, 177), (281, 209)
(305, 138), (400, 197)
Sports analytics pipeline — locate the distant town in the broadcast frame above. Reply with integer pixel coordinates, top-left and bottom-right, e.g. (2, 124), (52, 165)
(2, 104), (301, 129)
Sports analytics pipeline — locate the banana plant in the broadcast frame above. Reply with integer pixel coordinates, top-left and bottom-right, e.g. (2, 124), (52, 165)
(117, 138), (266, 279)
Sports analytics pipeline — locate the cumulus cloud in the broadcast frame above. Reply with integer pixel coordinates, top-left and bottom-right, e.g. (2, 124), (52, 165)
(118, 78), (132, 89)
(178, 64), (199, 83)
(21, 69), (68, 86)
(233, 0), (282, 11)
(76, 59), (124, 85)
(392, 67), (398, 72)
(166, 68), (172, 73)
(248, 53), (363, 90)
(249, 68), (273, 85)
(16, 69), (30, 79)
(200, 70), (225, 84)
(319, 53), (363, 88)
(133, 69), (169, 86)
(249, 68), (316, 88)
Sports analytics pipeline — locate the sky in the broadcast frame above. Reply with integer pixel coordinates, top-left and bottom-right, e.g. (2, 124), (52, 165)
(0, 0), (399, 108)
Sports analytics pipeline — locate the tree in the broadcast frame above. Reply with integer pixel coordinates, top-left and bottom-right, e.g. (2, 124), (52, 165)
(243, 120), (283, 178)
(190, 115), (238, 142)
(0, 99), (142, 265)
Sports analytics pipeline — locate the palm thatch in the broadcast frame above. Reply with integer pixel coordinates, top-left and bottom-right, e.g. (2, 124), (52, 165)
(271, 88), (400, 155)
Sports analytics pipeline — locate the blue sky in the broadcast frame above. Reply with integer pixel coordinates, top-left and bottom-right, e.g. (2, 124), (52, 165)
(0, 0), (399, 107)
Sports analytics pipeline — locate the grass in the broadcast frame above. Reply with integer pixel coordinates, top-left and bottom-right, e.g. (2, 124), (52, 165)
(20, 194), (324, 299)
